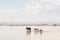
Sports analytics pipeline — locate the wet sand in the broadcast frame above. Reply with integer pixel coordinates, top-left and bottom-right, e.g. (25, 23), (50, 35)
(0, 26), (60, 40)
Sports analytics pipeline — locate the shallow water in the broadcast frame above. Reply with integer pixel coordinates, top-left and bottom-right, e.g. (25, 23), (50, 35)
(0, 26), (60, 40)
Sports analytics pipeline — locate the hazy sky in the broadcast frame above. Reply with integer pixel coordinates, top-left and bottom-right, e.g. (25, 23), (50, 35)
(0, 0), (60, 23)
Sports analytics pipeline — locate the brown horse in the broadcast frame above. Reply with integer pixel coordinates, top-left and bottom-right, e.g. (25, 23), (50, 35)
(34, 28), (43, 32)
(26, 27), (31, 31)
(34, 28), (39, 31)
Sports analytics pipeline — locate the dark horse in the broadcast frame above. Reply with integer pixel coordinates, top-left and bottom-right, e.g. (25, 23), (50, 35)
(40, 29), (43, 31)
(26, 27), (31, 31)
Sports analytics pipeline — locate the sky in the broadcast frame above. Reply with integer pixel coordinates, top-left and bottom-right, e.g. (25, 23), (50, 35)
(0, 0), (60, 23)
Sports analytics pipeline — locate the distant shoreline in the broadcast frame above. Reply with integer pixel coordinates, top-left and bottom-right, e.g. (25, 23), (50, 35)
(0, 24), (60, 26)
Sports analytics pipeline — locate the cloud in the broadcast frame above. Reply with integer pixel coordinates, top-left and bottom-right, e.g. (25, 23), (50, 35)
(0, 0), (60, 23)
(40, 0), (60, 5)
(1, 0), (59, 16)
(47, 6), (60, 13)
(40, 0), (51, 2)
(0, 9), (17, 13)
(20, 0), (55, 15)
(20, 1), (42, 15)
(35, 0), (60, 15)
(53, 0), (60, 5)
(17, 0), (60, 23)
(43, 4), (54, 11)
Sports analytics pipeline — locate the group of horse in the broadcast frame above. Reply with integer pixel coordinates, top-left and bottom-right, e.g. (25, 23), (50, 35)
(26, 27), (43, 32)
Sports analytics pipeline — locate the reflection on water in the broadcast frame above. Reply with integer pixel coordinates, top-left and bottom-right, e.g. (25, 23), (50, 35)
(26, 30), (42, 40)
(40, 31), (43, 35)
(0, 26), (60, 40)
(26, 31), (31, 40)
(26, 31), (31, 35)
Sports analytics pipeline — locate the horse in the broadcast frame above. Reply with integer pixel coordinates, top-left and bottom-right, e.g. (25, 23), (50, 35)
(26, 27), (31, 31)
(34, 28), (39, 31)
(34, 28), (43, 32)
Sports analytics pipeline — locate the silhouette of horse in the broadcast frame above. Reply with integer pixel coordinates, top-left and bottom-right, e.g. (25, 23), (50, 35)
(26, 27), (31, 31)
(40, 29), (43, 32)
(34, 28), (43, 32)
(39, 29), (43, 34)
(34, 28), (38, 31)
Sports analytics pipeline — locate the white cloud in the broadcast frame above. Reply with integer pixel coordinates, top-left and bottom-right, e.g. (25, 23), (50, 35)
(0, 9), (17, 13)
(0, 0), (60, 23)
(20, 0), (55, 14)
(52, 0), (60, 5)
(40, 0), (60, 5)
(17, 0), (60, 23)
(43, 4), (54, 11)
(0, 8), (60, 23)
(40, 0), (51, 2)
(20, 1), (42, 15)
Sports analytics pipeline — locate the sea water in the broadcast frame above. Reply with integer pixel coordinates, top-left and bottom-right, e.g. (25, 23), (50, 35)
(0, 26), (60, 40)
